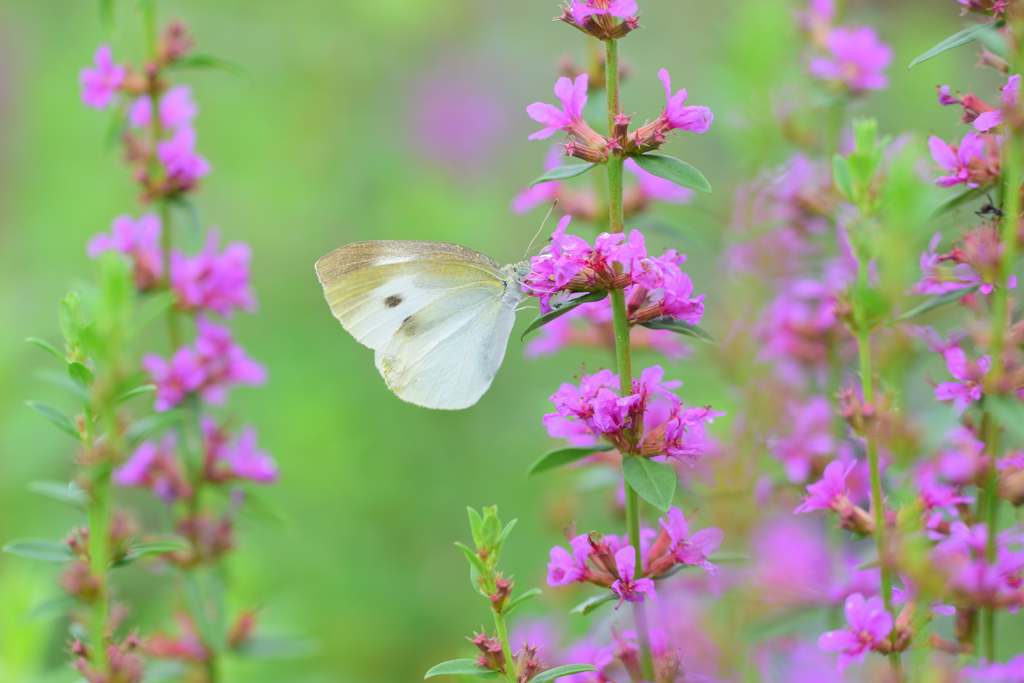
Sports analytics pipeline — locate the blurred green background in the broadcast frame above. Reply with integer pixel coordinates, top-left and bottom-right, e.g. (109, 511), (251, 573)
(0, 0), (999, 681)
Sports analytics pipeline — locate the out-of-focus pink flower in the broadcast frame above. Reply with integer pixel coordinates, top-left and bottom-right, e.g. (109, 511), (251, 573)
(817, 593), (893, 673)
(571, 0), (637, 23)
(624, 158), (695, 204)
(129, 85), (199, 130)
(526, 74), (590, 141)
(769, 397), (834, 483)
(547, 534), (592, 586)
(962, 655), (1024, 682)
(911, 232), (973, 295)
(657, 69), (713, 133)
(192, 317), (268, 405)
(202, 417), (277, 484)
(908, 325), (968, 354)
(657, 506), (723, 576)
(157, 126), (211, 190)
(794, 460), (856, 514)
(808, 27), (892, 93)
(757, 280), (838, 367)
(114, 433), (192, 503)
(171, 232), (256, 317)
(974, 74), (1021, 132)
(929, 132), (990, 188)
(935, 347), (991, 416)
(610, 546), (657, 607)
(953, 262), (1017, 294)
(87, 214), (164, 290)
(662, 405), (724, 466)
(79, 45), (125, 109)
(142, 347), (206, 412)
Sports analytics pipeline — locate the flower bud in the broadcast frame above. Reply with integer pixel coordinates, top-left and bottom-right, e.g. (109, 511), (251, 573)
(468, 630), (506, 672)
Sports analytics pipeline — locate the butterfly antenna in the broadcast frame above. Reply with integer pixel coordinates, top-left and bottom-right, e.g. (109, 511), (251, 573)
(523, 200), (558, 261)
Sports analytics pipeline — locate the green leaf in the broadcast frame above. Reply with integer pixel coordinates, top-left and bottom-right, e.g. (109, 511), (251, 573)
(425, 660), (499, 679)
(25, 337), (64, 361)
(59, 292), (84, 348)
(467, 507), (484, 549)
(527, 443), (615, 477)
(530, 163), (598, 187)
(169, 197), (203, 252)
(929, 187), (983, 219)
(988, 395), (1024, 446)
(115, 538), (190, 566)
(125, 409), (187, 443)
(234, 635), (316, 659)
(495, 518), (517, 556)
(68, 361), (95, 387)
(103, 102), (128, 150)
(27, 595), (77, 621)
(832, 154), (854, 201)
(891, 285), (977, 322)
(25, 401), (79, 439)
(569, 593), (616, 616)
(135, 290), (178, 333)
(638, 317), (717, 345)
(3, 539), (75, 563)
(455, 542), (488, 577)
(117, 384), (156, 404)
(622, 456), (676, 512)
(34, 369), (90, 401)
(632, 154), (712, 194)
(521, 292), (609, 341)
(531, 665), (599, 683)
(909, 22), (1002, 69)
(505, 588), (542, 615)
(167, 54), (250, 80)
(28, 480), (87, 507)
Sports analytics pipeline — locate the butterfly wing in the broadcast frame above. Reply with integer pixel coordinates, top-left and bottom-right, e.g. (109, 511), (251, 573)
(315, 241), (518, 410)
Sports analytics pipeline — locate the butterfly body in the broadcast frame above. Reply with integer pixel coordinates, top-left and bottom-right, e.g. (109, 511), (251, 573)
(315, 240), (529, 410)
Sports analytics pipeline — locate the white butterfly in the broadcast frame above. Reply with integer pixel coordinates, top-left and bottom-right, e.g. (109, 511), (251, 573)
(315, 241), (531, 410)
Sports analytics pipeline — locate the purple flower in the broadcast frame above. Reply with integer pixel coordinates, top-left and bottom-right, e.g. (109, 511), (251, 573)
(658, 506), (723, 576)
(526, 74), (589, 141)
(974, 74), (1022, 132)
(129, 85), (199, 131)
(929, 132), (986, 188)
(171, 231), (256, 317)
(157, 126), (211, 190)
(808, 27), (892, 93)
(934, 347), (991, 416)
(571, 0), (637, 23)
(114, 433), (192, 503)
(817, 593), (892, 673)
(657, 69), (713, 133)
(192, 317), (268, 405)
(662, 405), (724, 466)
(547, 534), (592, 586)
(79, 45), (125, 109)
(953, 262), (1018, 294)
(142, 347), (206, 412)
(202, 417), (277, 484)
(625, 158), (695, 204)
(962, 655), (1024, 682)
(769, 397), (834, 482)
(87, 214), (164, 290)
(610, 546), (657, 607)
(794, 459), (856, 514)
(911, 232), (972, 295)
(909, 325), (967, 354)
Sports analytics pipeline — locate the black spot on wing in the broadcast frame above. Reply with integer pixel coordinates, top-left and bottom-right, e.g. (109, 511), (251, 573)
(384, 294), (403, 308)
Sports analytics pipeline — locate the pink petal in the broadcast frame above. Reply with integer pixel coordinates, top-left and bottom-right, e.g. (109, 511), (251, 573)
(974, 110), (1005, 132)
(928, 136), (957, 171)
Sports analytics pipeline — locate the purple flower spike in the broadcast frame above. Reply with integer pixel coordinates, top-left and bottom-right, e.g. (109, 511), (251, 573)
(114, 433), (192, 503)
(934, 347), (991, 416)
(929, 133), (986, 188)
(657, 69), (713, 133)
(79, 45), (125, 109)
(808, 27), (892, 93)
(129, 85), (199, 131)
(794, 459), (856, 514)
(610, 546), (657, 607)
(547, 534), (592, 586)
(87, 213), (164, 290)
(658, 506), (724, 576)
(817, 593), (893, 673)
(526, 74), (589, 141)
(975, 74), (1022, 132)
(571, 0), (638, 23)
(202, 417), (278, 484)
(157, 126), (211, 190)
(171, 231), (256, 317)
(142, 348), (206, 412)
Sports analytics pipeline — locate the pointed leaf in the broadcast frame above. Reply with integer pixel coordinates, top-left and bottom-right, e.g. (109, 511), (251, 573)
(3, 540), (75, 563)
(632, 154), (711, 194)
(909, 22), (1002, 69)
(495, 518), (518, 555)
(425, 660), (500, 679)
(135, 290), (178, 332)
(467, 507), (484, 549)
(115, 538), (190, 566)
(531, 665), (599, 683)
(639, 317), (717, 345)
(527, 443), (615, 477)
(988, 395), (1024, 445)
(68, 361), (95, 387)
(892, 285), (977, 322)
(25, 337), (64, 361)
(27, 595), (77, 621)
(34, 369), (89, 401)
(455, 542), (488, 577)
(25, 401), (79, 439)
(521, 292), (608, 340)
(28, 480), (87, 507)
(622, 457), (676, 512)
(929, 187), (983, 219)
(832, 155), (854, 201)
(569, 593), (616, 616)
(505, 588), (542, 615)
(117, 384), (156, 404)
(530, 162), (597, 186)
(125, 409), (187, 443)
(167, 54), (250, 80)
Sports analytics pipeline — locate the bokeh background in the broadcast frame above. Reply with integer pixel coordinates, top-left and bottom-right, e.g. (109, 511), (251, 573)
(0, 0), (1005, 681)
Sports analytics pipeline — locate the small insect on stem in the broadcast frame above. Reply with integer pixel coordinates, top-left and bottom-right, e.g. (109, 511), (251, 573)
(976, 192), (1005, 220)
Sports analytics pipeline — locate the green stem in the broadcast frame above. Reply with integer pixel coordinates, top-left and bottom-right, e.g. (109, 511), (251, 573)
(605, 39), (624, 235)
(160, 199), (181, 349)
(979, 409), (999, 662)
(88, 466), (112, 672)
(493, 609), (517, 683)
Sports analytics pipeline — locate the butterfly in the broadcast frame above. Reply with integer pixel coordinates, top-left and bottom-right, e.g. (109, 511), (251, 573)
(315, 241), (531, 410)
